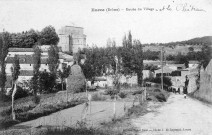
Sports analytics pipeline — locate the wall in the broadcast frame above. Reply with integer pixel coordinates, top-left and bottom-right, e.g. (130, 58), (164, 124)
(192, 60), (212, 103)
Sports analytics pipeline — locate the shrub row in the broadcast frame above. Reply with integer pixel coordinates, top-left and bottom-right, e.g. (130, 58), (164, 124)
(16, 100), (86, 122)
(0, 104), (36, 117)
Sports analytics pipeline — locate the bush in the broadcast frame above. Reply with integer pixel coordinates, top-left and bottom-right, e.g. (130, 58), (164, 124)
(104, 88), (119, 96)
(32, 95), (40, 104)
(155, 93), (166, 102)
(127, 104), (147, 116)
(132, 90), (143, 95)
(92, 93), (106, 101)
(8, 86), (29, 100)
(0, 116), (20, 129)
(154, 89), (161, 92)
(45, 126), (112, 135)
(118, 92), (127, 98)
(145, 76), (172, 87)
(0, 104), (36, 117)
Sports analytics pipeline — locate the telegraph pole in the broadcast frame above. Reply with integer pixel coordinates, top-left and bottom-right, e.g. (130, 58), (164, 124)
(161, 47), (164, 91)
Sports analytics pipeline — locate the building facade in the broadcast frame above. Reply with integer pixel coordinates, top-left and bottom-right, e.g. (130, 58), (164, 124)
(57, 26), (86, 53)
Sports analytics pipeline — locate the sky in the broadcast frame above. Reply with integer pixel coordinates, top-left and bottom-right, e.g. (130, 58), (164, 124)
(0, 0), (212, 47)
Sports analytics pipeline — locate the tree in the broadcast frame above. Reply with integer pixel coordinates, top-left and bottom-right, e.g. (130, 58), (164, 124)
(127, 31), (132, 48)
(10, 29), (39, 48)
(11, 55), (20, 120)
(188, 46), (194, 52)
(31, 45), (41, 95)
(0, 32), (11, 93)
(132, 40), (143, 86)
(175, 53), (189, 68)
(58, 64), (71, 91)
(58, 64), (71, 102)
(38, 71), (55, 93)
(39, 25), (59, 45)
(47, 45), (59, 91)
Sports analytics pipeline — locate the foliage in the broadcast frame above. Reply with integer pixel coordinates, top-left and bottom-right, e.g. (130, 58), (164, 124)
(175, 53), (189, 68)
(45, 126), (114, 135)
(10, 29), (39, 48)
(58, 64), (71, 91)
(145, 76), (172, 87)
(104, 88), (119, 96)
(11, 55), (20, 82)
(143, 64), (159, 72)
(47, 45), (59, 90)
(121, 34), (143, 86)
(118, 92), (127, 98)
(32, 95), (40, 104)
(81, 32), (143, 87)
(143, 50), (160, 60)
(0, 32), (11, 92)
(132, 90), (143, 95)
(31, 45), (41, 96)
(0, 116), (20, 129)
(7, 26), (59, 48)
(39, 25), (59, 45)
(48, 45), (59, 73)
(91, 93), (107, 101)
(38, 71), (56, 93)
(12, 85), (29, 100)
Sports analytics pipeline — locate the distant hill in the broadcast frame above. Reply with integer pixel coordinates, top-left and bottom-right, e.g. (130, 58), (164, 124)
(179, 36), (212, 45)
(143, 36), (212, 47)
(143, 36), (212, 55)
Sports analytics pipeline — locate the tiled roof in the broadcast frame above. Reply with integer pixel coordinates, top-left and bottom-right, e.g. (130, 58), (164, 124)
(6, 55), (49, 64)
(8, 48), (34, 52)
(6, 55), (34, 64)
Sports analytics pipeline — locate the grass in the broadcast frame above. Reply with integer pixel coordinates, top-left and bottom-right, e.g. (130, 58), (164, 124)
(0, 116), (20, 130)
(45, 126), (117, 135)
(0, 91), (89, 129)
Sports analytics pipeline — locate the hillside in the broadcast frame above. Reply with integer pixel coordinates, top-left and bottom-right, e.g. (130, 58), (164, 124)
(143, 36), (212, 55)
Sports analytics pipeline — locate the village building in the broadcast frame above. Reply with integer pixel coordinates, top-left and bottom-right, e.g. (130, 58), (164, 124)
(4, 46), (74, 91)
(57, 26), (87, 54)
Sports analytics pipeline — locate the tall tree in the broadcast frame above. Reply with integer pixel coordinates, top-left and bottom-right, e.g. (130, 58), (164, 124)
(39, 25), (59, 45)
(11, 55), (20, 120)
(127, 31), (132, 48)
(0, 32), (11, 93)
(47, 45), (59, 91)
(132, 40), (143, 86)
(31, 45), (41, 95)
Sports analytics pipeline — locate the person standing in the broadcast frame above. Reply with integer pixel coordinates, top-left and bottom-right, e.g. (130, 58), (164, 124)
(184, 75), (189, 98)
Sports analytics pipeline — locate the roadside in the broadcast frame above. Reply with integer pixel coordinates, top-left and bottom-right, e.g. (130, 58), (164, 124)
(132, 94), (212, 135)
(0, 87), (170, 135)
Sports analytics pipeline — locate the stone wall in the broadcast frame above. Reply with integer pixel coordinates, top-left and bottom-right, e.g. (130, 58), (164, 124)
(192, 60), (212, 103)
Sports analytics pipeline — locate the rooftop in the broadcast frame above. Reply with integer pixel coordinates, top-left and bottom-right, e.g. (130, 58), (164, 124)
(8, 48), (34, 52)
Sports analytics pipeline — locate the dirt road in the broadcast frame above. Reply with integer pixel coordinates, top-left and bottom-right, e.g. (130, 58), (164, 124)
(132, 94), (212, 135)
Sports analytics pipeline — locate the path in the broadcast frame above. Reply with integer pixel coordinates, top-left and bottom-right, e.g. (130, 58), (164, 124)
(13, 101), (137, 129)
(132, 94), (212, 135)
